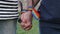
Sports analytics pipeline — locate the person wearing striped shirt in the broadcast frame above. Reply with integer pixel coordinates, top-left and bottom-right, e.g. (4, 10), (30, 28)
(0, 0), (19, 34)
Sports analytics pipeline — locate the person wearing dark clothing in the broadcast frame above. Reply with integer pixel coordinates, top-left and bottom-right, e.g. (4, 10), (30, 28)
(39, 0), (60, 34)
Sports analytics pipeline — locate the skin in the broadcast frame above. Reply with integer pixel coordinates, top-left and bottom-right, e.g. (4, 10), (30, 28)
(20, 0), (40, 30)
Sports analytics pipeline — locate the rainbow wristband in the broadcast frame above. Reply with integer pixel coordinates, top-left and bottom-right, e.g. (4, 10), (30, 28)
(21, 9), (32, 12)
(28, 6), (33, 10)
(28, 6), (32, 8)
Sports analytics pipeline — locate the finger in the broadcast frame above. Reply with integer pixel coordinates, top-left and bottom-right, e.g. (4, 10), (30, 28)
(20, 22), (25, 28)
(24, 25), (32, 30)
(21, 15), (26, 23)
(20, 22), (27, 29)
(24, 23), (32, 29)
(22, 19), (25, 22)
(20, 22), (32, 30)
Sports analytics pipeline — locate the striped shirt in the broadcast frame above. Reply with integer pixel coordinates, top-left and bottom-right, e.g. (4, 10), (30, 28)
(0, 0), (19, 20)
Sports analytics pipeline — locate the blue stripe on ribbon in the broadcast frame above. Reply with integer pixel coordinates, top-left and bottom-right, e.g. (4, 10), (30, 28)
(32, 11), (39, 20)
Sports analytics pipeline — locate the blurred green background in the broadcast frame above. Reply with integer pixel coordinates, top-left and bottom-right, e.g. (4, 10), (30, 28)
(17, 19), (39, 34)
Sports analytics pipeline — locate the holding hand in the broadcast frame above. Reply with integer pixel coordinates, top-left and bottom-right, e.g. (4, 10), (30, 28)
(20, 11), (32, 30)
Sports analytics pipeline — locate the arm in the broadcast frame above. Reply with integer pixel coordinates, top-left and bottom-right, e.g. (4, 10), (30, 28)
(22, 0), (40, 10)
(33, 0), (40, 7)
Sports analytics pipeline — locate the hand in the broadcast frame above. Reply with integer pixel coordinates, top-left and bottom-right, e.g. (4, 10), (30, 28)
(20, 11), (32, 30)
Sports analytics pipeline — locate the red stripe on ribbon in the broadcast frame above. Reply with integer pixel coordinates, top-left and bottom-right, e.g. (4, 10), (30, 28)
(33, 8), (40, 18)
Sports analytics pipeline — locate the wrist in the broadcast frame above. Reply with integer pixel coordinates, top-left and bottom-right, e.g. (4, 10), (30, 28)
(21, 9), (32, 12)
(21, 6), (33, 14)
(28, 6), (33, 10)
(21, 9), (32, 14)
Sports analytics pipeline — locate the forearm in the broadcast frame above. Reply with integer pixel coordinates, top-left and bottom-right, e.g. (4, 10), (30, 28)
(33, 0), (40, 6)
(27, 0), (40, 8)
(19, 0), (40, 12)
(22, 0), (33, 10)
(22, 0), (40, 10)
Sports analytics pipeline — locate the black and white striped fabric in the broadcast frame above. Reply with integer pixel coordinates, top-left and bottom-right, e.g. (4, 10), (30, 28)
(0, 0), (19, 20)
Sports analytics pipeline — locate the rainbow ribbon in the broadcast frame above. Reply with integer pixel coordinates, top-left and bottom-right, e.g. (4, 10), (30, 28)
(32, 8), (40, 20)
